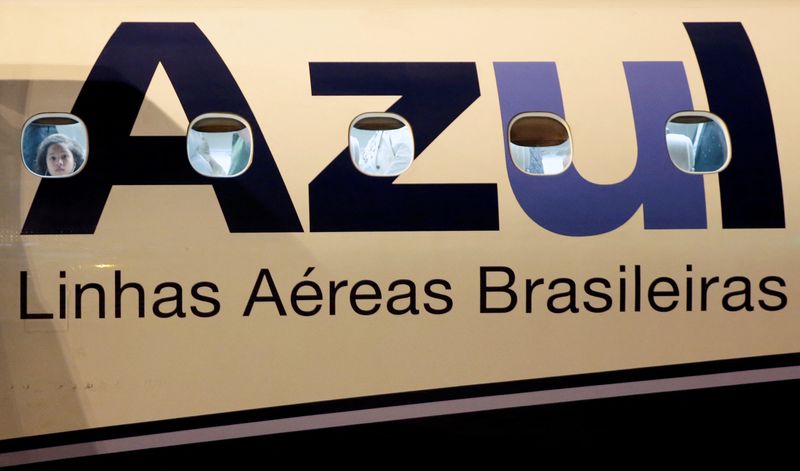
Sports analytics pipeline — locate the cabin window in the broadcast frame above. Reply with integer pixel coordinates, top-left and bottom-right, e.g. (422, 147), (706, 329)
(508, 113), (572, 175)
(21, 113), (89, 178)
(349, 112), (414, 176)
(665, 111), (730, 174)
(187, 113), (253, 177)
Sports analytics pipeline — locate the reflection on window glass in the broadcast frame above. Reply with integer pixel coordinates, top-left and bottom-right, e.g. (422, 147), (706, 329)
(21, 113), (88, 178)
(349, 113), (414, 176)
(508, 113), (572, 175)
(665, 112), (730, 173)
(187, 114), (252, 177)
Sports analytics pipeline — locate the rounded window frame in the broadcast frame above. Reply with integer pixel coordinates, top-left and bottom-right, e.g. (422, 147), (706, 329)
(186, 112), (254, 178)
(348, 111), (415, 177)
(665, 110), (732, 175)
(507, 111), (573, 176)
(21, 112), (90, 178)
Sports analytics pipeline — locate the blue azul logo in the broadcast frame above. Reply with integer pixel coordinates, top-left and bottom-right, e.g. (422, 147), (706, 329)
(22, 23), (784, 236)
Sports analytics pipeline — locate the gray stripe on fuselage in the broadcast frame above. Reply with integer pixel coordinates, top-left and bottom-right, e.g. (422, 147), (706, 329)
(2, 365), (799, 467)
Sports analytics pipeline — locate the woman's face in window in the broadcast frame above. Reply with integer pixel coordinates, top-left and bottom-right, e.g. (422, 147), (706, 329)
(45, 143), (75, 176)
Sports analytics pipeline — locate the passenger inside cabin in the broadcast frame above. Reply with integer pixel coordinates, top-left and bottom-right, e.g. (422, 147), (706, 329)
(188, 130), (251, 177)
(190, 135), (226, 176)
(350, 127), (413, 176)
(508, 115), (572, 175)
(35, 133), (85, 177)
(510, 140), (571, 175)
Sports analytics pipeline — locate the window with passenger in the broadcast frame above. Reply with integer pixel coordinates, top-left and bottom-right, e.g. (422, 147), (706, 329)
(187, 113), (253, 177)
(349, 113), (414, 177)
(21, 113), (89, 178)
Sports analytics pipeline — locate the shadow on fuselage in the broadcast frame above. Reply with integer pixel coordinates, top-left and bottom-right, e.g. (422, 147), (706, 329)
(0, 75), (187, 443)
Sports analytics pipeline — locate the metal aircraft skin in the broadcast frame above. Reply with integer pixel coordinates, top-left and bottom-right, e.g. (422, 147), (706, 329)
(0, 0), (797, 465)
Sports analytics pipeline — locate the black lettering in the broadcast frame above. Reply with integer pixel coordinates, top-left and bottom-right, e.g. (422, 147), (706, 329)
(647, 277), (679, 312)
(115, 270), (144, 318)
(722, 276), (754, 312)
(759, 276), (787, 311)
(387, 280), (419, 315)
(244, 269), (286, 316)
(22, 23), (302, 235)
(191, 281), (220, 317)
(685, 264), (694, 312)
(619, 265), (626, 312)
(583, 277), (612, 313)
(350, 280), (381, 315)
(634, 264), (642, 312)
(308, 62), (496, 232)
(291, 268), (323, 316)
(328, 280), (348, 316)
(75, 283), (105, 319)
(423, 279), (452, 315)
(480, 266), (516, 313)
(153, 282), (186, 318)
(547, 278), (578, 314)
(685, 23), (785, 229)
(524, 278), (544, 314)
(59, 271), (67, 319)
(19, 271), (53, 320)
(701, 276), (720, 311)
